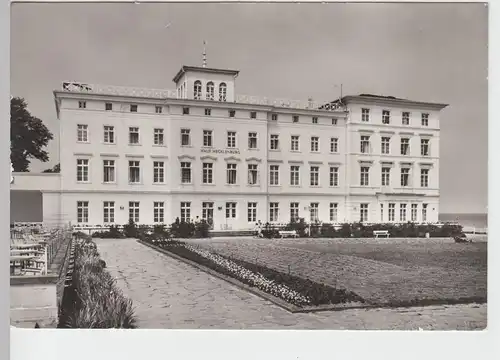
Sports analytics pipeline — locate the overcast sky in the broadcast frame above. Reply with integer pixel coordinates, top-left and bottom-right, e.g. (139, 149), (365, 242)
(10, 2), (488, 214)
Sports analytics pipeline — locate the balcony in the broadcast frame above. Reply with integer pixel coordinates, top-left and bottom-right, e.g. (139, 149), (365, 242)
(61, 82), (347, 112)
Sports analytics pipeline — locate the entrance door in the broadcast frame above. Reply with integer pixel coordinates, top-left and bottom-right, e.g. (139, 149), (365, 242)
(202, 202), (214, 230)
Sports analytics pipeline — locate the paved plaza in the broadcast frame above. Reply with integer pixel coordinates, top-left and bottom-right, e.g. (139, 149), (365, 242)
(96, 238), (486, 330)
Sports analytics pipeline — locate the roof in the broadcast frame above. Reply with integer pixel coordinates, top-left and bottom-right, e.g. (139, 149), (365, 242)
(172, 65), (240, 83)
(321, 94), (448, 110)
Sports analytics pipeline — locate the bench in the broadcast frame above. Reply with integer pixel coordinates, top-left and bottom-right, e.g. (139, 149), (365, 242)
(279, 230), (299, 239)
(373, 230), (390, 238)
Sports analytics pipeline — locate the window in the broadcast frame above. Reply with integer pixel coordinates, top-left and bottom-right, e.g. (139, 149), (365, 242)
(310, 203), (319, 222)
(226, 202), (236, 219)
(270, 134), (279, 150)
(291, 136), (300, 151)
(381, 167), (390, 186)
(103, 160), (115, 183)
(380, 204), (384, 222)
(330, 137), (338, 153)
(181, 162), (192, 184)
(76, 201), (89, 223)
(128, 160), (140, 184)
(219, 83), (227, 102)
(202, 202), (214, 224)
(194, 81), (202, 100)
(129, 127), (139, 144)
(422, 204), (428, 222)
(270, 165), (280, 186)
(227, 131), (236, 148)
(310, 166), (319, 186)
(248, 164), (258, 185)
(271, 113), (278, 121)
(103, 126), (115, 144)
(250, 111), (257, 119)
(292, 115), (299, 123)
(181, 129), (190, 146)
(360, 203), (368, 222)
(206, 82), (214, 100)
(332, 118), (338, 125)
(180, 202), (191, 222)
(388, 203), (395, 222)
(76, 159), (89, 182)
(290, 165), (300, 186)
(226, 163), (237, 185)
(202, 163), (213, 184)
(103, 201), (114, 223)
(290, 202), (299, 222)
(411, 204), (418, 222)
(130, 104), (138, 113)
(329, 167), (339, 187)
(155, 106), (162, 114)
(203, 130), (213, 147)
(421, 139), (430, 156)
(402, 112), (410, 125)
(400, 204), (407, 222)
(312, 117), (318, 124)
(361, 108), (370, 122)
(360, 135), (370, 153)
(154, 128), (164, 146)
(229, 110), (235, 118)
(205, 108), (211, 116)
(247, 202), (257, 222)
(401, 168), (410, 187)
(270, 202), (279, 222)
(422, 113), (429, 126)
(129, 201), (140, 223)
(360, 166), (369, 186)
(248, 132), (257, 149)
(78, 101), (86, 109)
(382, 110), (390, 124)
(153, 161), (165, 183)
(182, 107), (190, 115)
(153, 202), (164, 223)
(77, 124), (88, 142)
(329, 203), (338, 222)
(105, 102), (113, 111)
(310, 136), (319, 152)
(381, 137), (390, 154)
(400, 138), (410, 155)
(420, 169), (429, 188)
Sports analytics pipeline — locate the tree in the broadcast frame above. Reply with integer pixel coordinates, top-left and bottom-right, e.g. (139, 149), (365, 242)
(11, 97), (53, 172)
(42, 163), (60, 173)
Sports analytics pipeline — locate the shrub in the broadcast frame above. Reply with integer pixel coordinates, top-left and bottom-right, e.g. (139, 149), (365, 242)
(123, 219), (138, 238)
(262, 222), (279, 239)
(194, 219), (210, 238)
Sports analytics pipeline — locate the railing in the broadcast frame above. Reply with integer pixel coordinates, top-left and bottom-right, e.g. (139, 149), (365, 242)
(61, 81), (347, 112)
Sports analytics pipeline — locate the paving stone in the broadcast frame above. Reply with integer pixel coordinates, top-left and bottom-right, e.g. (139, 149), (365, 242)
(96, 238), (486, 330)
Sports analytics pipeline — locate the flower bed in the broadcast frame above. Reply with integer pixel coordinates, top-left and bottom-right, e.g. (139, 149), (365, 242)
(144, 237), (364, 308)
(58, 235), (138, 328)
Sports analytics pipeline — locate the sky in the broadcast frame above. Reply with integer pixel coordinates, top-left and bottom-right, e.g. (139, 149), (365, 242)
(10, 2), (488, 214)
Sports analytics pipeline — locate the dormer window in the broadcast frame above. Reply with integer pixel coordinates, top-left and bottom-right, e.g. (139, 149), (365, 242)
(206, 82), (214, 101)
(194, 80), (202, 100)
(219, 83), (227, 102)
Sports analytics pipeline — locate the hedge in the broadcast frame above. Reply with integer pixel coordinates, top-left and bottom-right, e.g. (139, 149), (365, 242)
(58, 235), (138, 328)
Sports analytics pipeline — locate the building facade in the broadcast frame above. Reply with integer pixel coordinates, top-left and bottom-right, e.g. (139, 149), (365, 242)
(27, 64), (446, 230)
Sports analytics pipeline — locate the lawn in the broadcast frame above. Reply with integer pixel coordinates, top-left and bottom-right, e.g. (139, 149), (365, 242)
(187, 237), (487, 307)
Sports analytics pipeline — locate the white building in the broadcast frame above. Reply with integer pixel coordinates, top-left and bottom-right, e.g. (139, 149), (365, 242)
(11, 64), (447, 230)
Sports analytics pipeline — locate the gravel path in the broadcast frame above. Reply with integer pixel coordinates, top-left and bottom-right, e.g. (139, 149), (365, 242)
(95, 238), (486, 330)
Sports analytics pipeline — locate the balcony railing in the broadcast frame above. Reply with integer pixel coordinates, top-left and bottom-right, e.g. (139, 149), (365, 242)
(61, 81), (347, 112)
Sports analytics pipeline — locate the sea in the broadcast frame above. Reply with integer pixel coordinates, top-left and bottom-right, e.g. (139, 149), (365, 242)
(439, 213), (488, 229)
